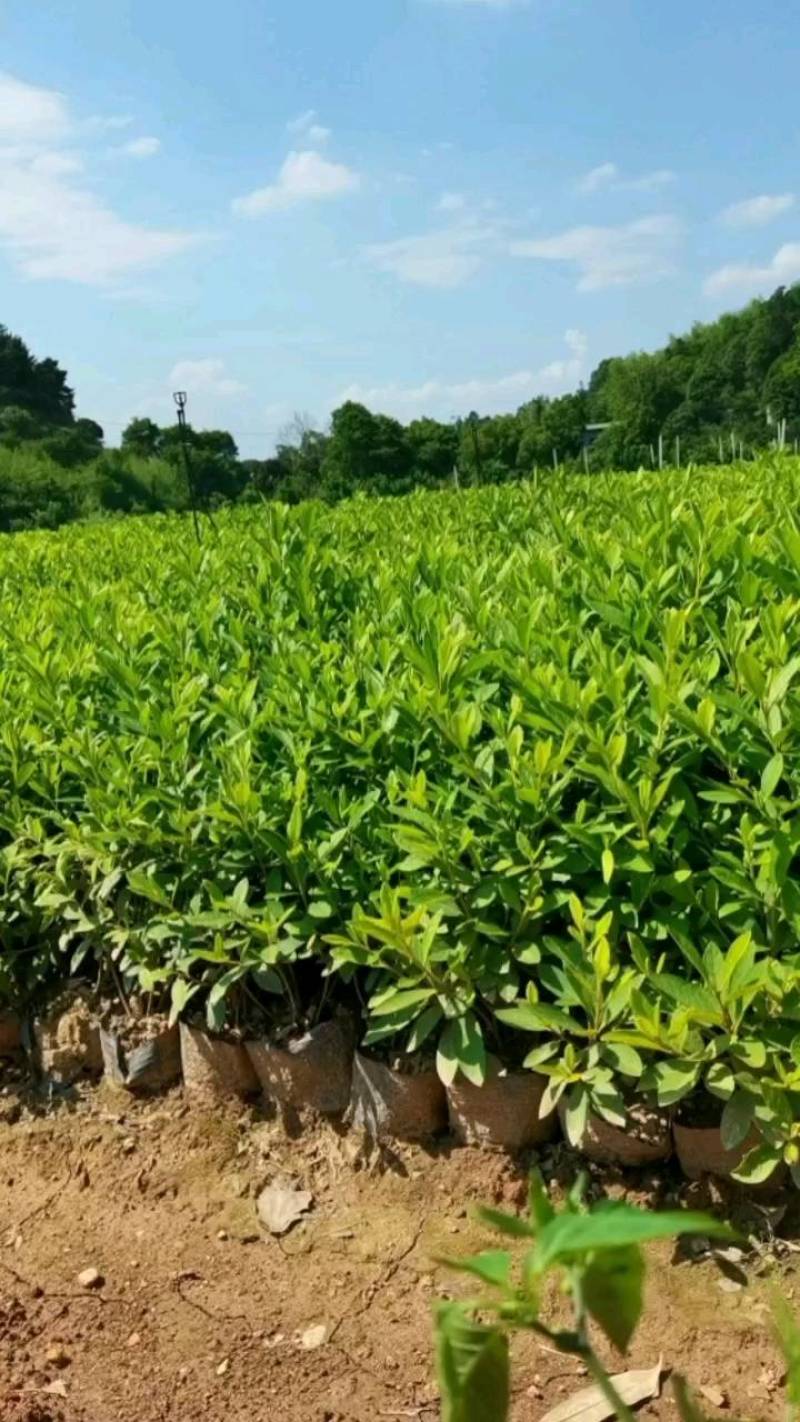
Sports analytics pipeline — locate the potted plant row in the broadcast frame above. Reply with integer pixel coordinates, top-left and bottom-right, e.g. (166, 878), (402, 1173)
(327, 887), (555, 1146)
(3, 892), (800, 1194)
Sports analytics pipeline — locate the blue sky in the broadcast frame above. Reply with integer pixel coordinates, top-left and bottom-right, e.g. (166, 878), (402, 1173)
(0, 0), (798, 454)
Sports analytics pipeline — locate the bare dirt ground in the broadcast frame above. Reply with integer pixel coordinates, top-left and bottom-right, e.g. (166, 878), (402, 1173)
(0, 1071), (796, 1422)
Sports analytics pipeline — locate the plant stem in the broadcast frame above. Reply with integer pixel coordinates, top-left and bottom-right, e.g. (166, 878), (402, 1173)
(110, 959), (132, 1019)
(571, 1269), (637, 1422)
(581, 1346), (638, 1422)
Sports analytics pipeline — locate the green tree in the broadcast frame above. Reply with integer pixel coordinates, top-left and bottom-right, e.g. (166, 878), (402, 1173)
(763, 340), (800, 426)
(122, 417), (162, 459)
(40, 418), (104, 469)
(0, 326), (73, 425)
(322, 402), (413, 496)
(406, 418), (459, 487)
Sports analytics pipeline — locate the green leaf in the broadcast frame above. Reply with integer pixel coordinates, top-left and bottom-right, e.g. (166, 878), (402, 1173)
(406, 1002), (443, 1053)
(732, 1039), (766, 1070)
(251, 966), (283, 994)
(436, 1303), (510, 1422)
(651, 974), (721, 1021)
(127, 868), (172, 908)
(773, 1295), (800, 1408)
(168, 977), (196, 1027)
(601, 1042), (643, 1077)
(437, 1014), (487, 1087)
(527, 1170), (555, 1230)
(475, 1206), (536, 1240)
(533, 1203), (737, 1271)
(592, 1080), (627, 1128)
(761, 753), (784, 799)
(523, 1041), (560, 1070)
(583, 1244), (644, 1353)
(738, 649), (766, 698)
(649, 1059), (701, 1108)
(308, 899), (334, 919)
(767, 656), (800, 709)
(496, 1002), (579, 1034)
(601, 848), (615, 885)
(705, 1061), (735, 1101)
(721, 1090), (755, 1151)
(442, 1250), (511, 1288)
(563, 1084), (589, 1147)
(731, 1144), (781, 1185)
(370, 986), (436, 1018)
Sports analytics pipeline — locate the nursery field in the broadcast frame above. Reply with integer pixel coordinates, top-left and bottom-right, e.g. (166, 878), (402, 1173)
(0, 1090), (795, 1422)
(2, 460), (800, 1181)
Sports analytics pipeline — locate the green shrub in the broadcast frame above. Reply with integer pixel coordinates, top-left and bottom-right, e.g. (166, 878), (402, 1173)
(1, 460), (799, 1176)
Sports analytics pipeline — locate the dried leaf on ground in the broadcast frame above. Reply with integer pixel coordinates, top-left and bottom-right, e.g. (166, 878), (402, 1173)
(539, 1359), (664, 1422)
(699, 1384), (728, 1408)
(299, 1324), (327, 1350)
(257, 1184), (313, 1236)
(42, 1380), (69, 1398)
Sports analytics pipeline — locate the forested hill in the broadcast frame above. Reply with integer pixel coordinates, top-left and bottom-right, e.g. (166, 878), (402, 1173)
(2, 283), (800, 531)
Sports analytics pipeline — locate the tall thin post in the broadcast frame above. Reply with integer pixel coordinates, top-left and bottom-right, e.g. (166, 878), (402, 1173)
(469, 414), (483, 487)
(173, 391), (201, 541)
(552, 447), (559, 472)
(675, 436), (680, 468)
(583, 444), (590, 475)
(658, 433), (664, 470)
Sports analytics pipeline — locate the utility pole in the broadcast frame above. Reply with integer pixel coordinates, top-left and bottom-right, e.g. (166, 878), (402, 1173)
(468, 413), (483, 487)
(173, 390), (201, 541)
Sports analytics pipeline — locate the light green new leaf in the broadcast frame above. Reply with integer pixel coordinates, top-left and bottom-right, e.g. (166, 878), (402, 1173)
(436, 1303), (510, 1422)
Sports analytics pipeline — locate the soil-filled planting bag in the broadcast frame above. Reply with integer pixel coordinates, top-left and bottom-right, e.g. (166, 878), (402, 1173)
(0, 1012), (22, 1057)
(245, 1018), (353, 1114)
(35, 991), (103, 1084)
(350, 1050), (447, 1141)
(447, 1061), (557, 1149)
(559, 1100), (672, 1167)
(100, 1021), (181, 1093)
(673, 1122), (760, 1181)
(180, 1022), (259, 1102)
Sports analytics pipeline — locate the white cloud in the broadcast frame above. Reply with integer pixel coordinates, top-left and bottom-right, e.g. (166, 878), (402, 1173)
(118, 136), (161, 159)
(536, 328), (588, 384)
(437, 191), (466, 212)
(0, 71), (70, 143)
(363, 219), (498, 288)
(85, 114), (134, 134)
(338, 370), (533, 419)
(577, 163), (618, 194)
(232, 149), (360, 216)
(704, 242), (800, 298)
(0, 73), (197, 286)
(720, 193), (794, 228)
(29, 150), (84, 177)
(511, 215), (681, 291)
(169, 359), (247, 398)
(287, 109), (331, 144)
(624, 169), (675, 193)
(577, 161), (676, 195)
(0, 154), (199, 283)
(335, 331), (588, 421)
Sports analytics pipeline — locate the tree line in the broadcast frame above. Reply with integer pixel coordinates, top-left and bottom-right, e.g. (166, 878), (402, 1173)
(2, 281), (800, 531)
